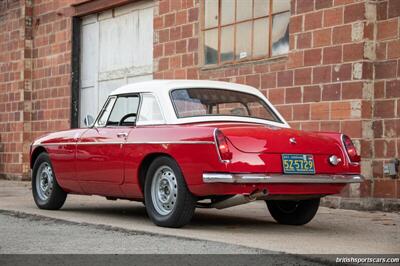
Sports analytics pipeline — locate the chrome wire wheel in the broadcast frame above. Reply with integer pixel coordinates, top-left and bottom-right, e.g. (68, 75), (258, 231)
(35, 162), (54, 201)
(150, 165), (178, 216)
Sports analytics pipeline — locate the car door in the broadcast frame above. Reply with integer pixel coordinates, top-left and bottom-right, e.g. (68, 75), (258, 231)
(76, 95), (140, 184)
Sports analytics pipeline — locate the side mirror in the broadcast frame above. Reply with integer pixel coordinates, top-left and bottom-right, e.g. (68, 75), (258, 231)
(83, 114), (94, 127)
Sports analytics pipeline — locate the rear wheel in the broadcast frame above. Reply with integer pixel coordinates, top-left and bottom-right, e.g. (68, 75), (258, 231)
(32, 153), (67, 210)
(144, 156), (195, 228)
(266, 198), (320, 225)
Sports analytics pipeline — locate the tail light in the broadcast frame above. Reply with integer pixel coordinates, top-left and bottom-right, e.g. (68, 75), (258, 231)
(214, 129), (232, 162)
(342, 135), (360, 163)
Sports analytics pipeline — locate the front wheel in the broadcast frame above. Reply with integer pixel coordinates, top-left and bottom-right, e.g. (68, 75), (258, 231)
(32, 153), (67, 210)
(144, 156), (195, 228)
(266, 198), (320, 225)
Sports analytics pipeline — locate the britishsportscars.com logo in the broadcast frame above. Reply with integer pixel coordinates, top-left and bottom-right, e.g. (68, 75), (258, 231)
(336, 257), (399, 264)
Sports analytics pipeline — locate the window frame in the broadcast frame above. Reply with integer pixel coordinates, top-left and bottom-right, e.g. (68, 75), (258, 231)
(94, 96), (117, 128)
(94, 94), (141, 128)
(201, 0), (290, 66)
(94, 92), (167, 128)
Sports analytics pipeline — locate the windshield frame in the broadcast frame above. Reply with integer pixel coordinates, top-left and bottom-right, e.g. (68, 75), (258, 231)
(169, 88), (283, 124)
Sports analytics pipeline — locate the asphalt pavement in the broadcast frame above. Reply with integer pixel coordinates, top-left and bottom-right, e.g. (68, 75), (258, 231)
(0, 211), (267, 254)
(0, 180), (399, 256)
(0, 210), (328, 265)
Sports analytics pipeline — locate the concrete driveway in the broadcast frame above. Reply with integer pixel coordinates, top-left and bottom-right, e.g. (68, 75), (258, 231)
(0, 180), (399, 254)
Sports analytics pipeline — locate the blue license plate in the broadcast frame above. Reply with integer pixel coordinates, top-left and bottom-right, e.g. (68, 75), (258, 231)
(282, 154), (315, 174)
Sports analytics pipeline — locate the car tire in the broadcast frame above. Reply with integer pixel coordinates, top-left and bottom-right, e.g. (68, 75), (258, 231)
(32, 153), (67, 210)
(266, 198), (320, 225)
(144, 156), (195, 228)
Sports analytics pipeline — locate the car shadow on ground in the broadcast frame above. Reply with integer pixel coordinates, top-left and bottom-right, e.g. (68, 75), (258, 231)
(59, 203), (330, 233)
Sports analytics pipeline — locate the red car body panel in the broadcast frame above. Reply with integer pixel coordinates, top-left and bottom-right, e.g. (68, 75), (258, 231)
(30, 122), (360, 200)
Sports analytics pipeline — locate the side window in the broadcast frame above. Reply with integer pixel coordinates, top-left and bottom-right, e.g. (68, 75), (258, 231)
(137, 94), (164, 125)
(107, 95), (140, 126)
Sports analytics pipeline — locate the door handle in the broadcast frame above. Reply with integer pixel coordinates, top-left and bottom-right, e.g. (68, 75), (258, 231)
(117, 132), (128, 138)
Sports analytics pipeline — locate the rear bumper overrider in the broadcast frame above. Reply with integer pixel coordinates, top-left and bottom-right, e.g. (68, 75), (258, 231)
(202, 173), (364, 184)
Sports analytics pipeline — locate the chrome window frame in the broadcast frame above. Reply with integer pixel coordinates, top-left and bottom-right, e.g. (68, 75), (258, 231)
(93, 96), (117, 128)
(93, 94), (141, 128)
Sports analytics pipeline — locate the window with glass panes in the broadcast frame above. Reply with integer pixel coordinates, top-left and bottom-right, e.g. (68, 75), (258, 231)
(203, 0), (290, 65)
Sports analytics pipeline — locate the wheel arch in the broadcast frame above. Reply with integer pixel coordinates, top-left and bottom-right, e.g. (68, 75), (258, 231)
(138, 152), (177, 193)
(30, 146), (48, 169)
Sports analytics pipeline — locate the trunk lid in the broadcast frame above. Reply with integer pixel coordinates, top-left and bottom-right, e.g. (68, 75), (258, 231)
(220, 125), (341, 155)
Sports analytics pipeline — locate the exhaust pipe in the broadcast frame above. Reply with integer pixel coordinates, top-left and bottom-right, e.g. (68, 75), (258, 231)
(211, 189), (268, 209)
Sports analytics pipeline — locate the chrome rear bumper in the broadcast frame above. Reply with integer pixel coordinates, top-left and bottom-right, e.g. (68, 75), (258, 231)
(202, 173), (364, 184)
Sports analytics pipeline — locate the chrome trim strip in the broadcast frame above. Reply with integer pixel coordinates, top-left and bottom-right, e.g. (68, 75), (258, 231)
(78, 142), (124, 145)
(33, 141), (215, 146)
(125, 141), (215, 145)
(32, 142), (77, 146)
(203, 173), (365, 184)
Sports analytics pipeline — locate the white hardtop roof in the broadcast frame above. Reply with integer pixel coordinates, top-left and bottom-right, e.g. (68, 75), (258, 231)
(110, 79), (263, 96)
(109, 80), (289, 128)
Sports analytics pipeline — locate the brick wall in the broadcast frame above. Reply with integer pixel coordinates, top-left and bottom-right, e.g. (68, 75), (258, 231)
(153, 0), (400, 199)
(31, 0), (71, 138)
(0, 0), (31, 179)
(371, 0), (400, 198)
(0, 0), (72, 179)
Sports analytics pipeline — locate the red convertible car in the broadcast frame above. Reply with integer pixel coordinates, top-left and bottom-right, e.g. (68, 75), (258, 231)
(30, 80), (363, 228)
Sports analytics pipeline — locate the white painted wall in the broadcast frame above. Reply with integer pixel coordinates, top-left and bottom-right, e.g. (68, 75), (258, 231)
(79, 1), (153, 126)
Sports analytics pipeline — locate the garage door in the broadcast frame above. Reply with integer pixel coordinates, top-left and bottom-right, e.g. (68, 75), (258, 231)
(79, 1), (153, 127)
